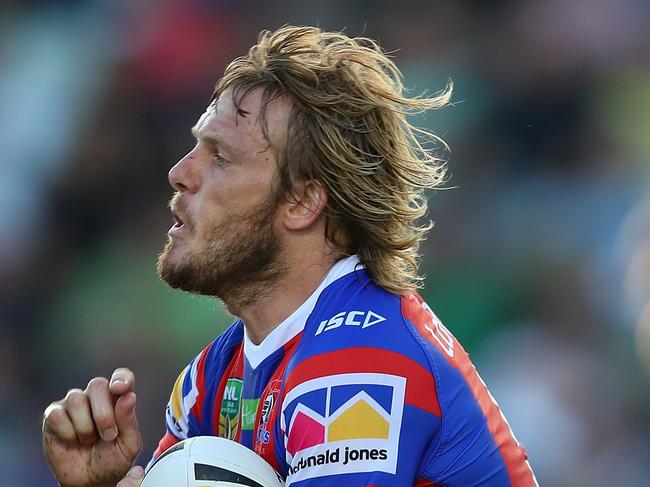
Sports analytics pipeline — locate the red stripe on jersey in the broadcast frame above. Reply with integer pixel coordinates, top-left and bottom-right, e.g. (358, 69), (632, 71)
(190, 342), (212, 424)
(414, 478), (443, 487)
(153, 431), (181, 458)
(283, 347), (441, 416)
(253, 333), (302, 472)
(454, 348), (535, 485)
(413, 478), (443, 487)
(365, 484), (442, 487)
(402, 294), (537, 486)
(212, 343), (244, 440)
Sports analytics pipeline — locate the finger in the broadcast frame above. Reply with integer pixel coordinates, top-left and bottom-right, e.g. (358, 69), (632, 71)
(110, 367), (136, 395)
(115, 392), (142, 458)
(43, 402), (77, 444)
(64, 388), (98, 446)
(116, 466), (144, 487)
(85, 377), (118, 442)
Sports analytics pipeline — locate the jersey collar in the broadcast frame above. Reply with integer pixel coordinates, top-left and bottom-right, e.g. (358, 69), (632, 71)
(243, 255), (362, 369)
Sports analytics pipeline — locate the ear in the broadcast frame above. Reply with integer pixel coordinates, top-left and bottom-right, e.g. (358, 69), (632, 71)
(281, 180), (328, 231)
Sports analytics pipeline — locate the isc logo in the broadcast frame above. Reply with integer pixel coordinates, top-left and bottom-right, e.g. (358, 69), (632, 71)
(315, 310), (386, 336)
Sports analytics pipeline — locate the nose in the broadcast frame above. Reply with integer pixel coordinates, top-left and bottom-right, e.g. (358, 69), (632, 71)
(168, 151), (200, 193)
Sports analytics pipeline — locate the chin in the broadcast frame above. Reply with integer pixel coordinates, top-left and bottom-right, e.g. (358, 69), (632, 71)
(166, 233), (193, 257)
(157, 240), (186, 279)
(165, 242), (183, 261)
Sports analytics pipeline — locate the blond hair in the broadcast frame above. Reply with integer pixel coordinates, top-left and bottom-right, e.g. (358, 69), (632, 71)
(212, 26), (451, 295)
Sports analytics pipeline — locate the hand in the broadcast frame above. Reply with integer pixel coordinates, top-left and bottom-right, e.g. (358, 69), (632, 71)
(42, 368), (143, 487)
(116, 466), (144, 487)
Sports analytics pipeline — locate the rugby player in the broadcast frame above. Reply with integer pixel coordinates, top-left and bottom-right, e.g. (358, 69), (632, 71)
(43, 26), (538, 486)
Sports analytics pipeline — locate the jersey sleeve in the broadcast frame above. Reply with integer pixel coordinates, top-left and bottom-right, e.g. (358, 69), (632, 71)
(401, 294), (538, 487)
(275, 287), (537, 486)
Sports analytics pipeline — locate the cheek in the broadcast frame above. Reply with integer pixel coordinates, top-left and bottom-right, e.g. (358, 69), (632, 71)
(193, 198), (227, 236)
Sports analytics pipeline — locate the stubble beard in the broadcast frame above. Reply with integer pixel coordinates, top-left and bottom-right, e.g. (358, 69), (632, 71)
(156, 196), (287, 313)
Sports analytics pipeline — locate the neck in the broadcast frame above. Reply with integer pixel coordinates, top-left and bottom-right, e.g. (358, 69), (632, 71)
(223, 248), (340, 344)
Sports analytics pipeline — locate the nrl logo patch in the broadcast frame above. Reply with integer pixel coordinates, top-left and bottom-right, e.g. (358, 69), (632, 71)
(219, 378), (243, 440)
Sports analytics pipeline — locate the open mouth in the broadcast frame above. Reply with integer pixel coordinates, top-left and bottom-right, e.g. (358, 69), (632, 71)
(171, 209), (185, 229)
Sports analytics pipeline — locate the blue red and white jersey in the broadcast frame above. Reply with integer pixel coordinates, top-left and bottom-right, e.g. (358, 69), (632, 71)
(152, 256), (537, 486)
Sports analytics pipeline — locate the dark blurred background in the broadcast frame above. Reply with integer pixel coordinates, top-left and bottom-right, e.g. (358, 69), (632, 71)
(1, 0), (649, 485)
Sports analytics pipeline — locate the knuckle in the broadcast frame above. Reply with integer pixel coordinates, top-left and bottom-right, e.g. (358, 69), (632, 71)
(87, 377), (109, 391)
(113, 367), (133, 377)
(44, 400), (62, 416)
(43, 403), (64, 426)
(76, 421), (97, 435)
(134, 432), (143, 450)
(64, 389), (86, 406)
(94, 413), (115, 432)
(111, 367), (136, 390)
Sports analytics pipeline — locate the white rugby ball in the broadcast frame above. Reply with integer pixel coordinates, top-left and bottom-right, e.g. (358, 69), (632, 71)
(142, 436), (284, 487)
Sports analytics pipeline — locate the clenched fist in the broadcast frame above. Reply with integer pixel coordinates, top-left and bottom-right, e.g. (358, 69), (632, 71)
(42, 368), (143, 487)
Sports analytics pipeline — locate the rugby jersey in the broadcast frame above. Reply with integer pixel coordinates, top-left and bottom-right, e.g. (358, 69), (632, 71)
(152, 255), (537, 486)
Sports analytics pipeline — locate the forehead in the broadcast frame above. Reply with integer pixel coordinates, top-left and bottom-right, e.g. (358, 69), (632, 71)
(192, 88), (291, 153)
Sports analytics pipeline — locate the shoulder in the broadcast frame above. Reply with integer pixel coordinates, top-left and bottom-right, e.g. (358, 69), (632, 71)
(300, 271), (423, 351)
(400, 294), (537, 485)
(281, 283), (455, 425)
(276, 281), (447, 483)
(292, 276), (449, 381)
(278, 278), (536, 485)
(177, 320), (244, 392)
(287, 273), (440, 379)
(200, 321), (245, 376)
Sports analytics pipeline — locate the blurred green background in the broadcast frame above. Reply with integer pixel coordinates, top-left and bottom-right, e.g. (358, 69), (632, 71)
(1, 1), (649, 485)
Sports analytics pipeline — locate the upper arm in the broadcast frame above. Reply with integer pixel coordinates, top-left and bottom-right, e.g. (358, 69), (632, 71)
(402, 294), (538, 487)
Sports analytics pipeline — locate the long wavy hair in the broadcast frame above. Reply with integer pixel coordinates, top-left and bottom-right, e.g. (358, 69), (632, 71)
(211, 26), (451, 295)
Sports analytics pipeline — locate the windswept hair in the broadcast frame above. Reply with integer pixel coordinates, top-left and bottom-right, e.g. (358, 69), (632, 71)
(212, 26), (451, 295)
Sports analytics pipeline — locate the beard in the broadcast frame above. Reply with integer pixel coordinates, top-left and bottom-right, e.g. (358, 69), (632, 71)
(156, 194), (287, 310)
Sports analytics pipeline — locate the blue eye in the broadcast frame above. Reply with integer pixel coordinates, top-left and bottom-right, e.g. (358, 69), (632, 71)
(213, 154), (228, 166)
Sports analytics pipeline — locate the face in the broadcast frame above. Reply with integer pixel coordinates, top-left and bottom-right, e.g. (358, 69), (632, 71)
(157, 88), (291, 305)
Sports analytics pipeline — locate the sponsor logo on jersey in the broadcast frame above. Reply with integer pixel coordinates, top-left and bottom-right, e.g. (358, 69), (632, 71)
(315, 310), (386, 336)
(219, 378), (242, 440)
(280, 373), (405, 484)
(241, 398), (259, 431)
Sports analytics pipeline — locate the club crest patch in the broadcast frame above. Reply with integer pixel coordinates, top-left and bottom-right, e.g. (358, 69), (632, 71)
(255, 379), (282, 449)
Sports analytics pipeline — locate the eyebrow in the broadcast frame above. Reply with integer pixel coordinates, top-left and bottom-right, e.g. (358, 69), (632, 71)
(191, 126), (236, 153)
